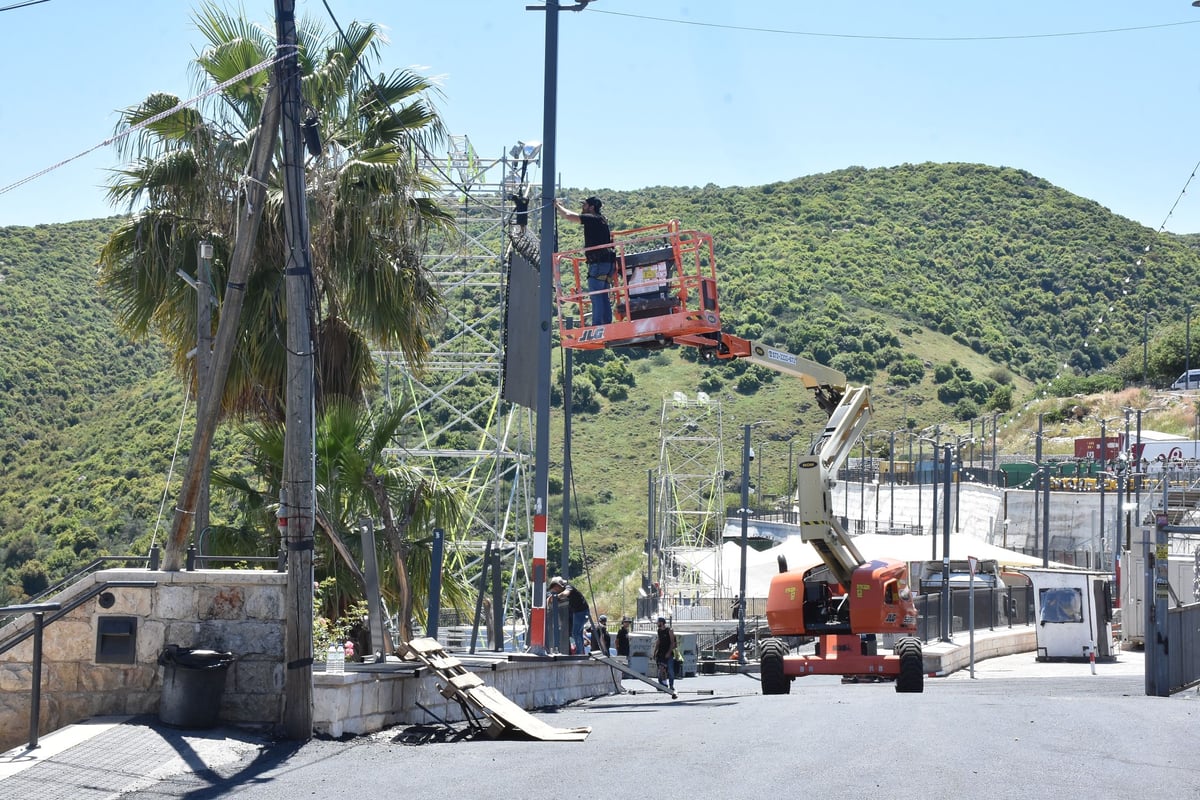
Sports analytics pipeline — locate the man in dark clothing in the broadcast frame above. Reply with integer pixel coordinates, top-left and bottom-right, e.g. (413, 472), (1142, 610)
(616, 617), (631, 657)
(554, 195), (616, 326)
(548, 576), (589, 655)
(653, 616), (677, 690)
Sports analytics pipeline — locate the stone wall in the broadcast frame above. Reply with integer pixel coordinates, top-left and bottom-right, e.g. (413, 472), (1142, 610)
(2, 569), (619, 751)
(0, 568), (286, 752)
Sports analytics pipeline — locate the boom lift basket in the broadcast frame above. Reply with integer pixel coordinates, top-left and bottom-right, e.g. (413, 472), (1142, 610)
(553, 220), (721, 350)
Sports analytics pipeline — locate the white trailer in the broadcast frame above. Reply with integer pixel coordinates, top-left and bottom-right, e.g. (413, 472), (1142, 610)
(1019, 568), (1116, 661)
(1118, 549), (1198, 648)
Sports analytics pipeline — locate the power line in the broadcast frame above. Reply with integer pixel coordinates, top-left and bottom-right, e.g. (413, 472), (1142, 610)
(1153, 158), (1200, 235)
(0, 53), (284, 200)
(592, 9), (1200, 42)
(0, 0), (51, 13)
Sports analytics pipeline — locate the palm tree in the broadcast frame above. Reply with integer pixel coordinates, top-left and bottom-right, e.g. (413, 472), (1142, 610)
(97, 2), (452, 420)
(213, 398), (469, 644)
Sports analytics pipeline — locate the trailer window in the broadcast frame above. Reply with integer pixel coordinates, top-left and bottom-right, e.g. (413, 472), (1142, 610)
(1038, 588), (1083, 623)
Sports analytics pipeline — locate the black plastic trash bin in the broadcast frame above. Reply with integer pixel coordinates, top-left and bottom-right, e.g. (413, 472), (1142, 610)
(158, 645), (235, 728)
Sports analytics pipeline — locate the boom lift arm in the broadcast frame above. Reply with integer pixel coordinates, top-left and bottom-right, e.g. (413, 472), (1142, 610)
(675, 330), (872, 587)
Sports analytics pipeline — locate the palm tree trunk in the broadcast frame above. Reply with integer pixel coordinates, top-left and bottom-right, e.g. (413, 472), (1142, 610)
(164, 82), (282, 571)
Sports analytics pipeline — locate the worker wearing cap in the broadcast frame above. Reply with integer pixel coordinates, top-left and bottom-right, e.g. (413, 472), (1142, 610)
(554, 195), (616, 326)
(616, 617), (631, 657)
(548, 576), (589, 655)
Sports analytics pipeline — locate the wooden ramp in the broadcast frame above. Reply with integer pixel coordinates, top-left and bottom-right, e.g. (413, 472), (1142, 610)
(402, 638), (591, 741)
(590, 652), (677, 698)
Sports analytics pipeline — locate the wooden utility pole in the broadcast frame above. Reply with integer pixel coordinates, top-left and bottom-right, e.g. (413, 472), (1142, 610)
(275, 0), (316, 740)
(163, 85), (280, 571)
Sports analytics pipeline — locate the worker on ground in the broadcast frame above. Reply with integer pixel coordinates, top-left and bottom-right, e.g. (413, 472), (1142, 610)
(616, 617), (631, 657)
(554, 195), (615, 326)
(653, 616), (678, 691)
(548, 576), (590, 656)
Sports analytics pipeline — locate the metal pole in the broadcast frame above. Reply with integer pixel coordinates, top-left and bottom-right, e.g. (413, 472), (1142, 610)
(492, 547), (504, 652)
(889, 430), (895, 528)
(955, 446), (962, 533)
(1035, 413), (1044, 564)
(918, 437), (923, 535)
(1123, 410), (1132, 553)
(1099, 419), (1107, 569)
(968, 565), (976, 678)
(940, 444), (953, 642)
(737, 424), (750, 666)
(1042, 428), (1051, 568)
(646, 469), (655, 618)
(427, 527), (445, 640)
(1135, 410), (1144, 548)
(528, 0), (563, 653)
(358, 518), (388, 660)
(757, 441), (764, 510)
(29, 611), (45, 749)
(859, 438), (865, 533)
(932, 436), (939, 560)
(561, 326), (572, 580)
(787, 439), (794, 519)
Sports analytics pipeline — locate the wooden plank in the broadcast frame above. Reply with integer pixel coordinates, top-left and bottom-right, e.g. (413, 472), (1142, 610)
(449, 673), (485, 690)
(406, 637), (447, 655)
(465, 686), (591, 741)
(427, 654), (463, 671)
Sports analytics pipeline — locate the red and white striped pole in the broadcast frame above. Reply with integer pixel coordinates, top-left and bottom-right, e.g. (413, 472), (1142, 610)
(529, 510), (548, 651)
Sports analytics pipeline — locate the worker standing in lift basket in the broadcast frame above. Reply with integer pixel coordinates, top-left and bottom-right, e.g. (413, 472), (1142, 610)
(555, 195), (615, 326)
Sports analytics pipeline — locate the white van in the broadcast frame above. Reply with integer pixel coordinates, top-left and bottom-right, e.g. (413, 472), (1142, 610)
(1170, 369), (1200, 391)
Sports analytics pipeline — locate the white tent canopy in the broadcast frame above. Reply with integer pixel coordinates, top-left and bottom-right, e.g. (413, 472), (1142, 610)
(673, 533), (1064, 600)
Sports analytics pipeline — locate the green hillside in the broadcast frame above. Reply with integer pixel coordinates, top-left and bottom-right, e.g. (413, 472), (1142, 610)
(3, 162), (1200, 607)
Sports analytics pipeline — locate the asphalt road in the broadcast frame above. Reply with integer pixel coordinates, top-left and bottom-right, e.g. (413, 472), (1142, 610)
(93, 650), (1197, 800)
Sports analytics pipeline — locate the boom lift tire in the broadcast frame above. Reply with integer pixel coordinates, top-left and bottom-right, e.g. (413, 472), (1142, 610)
(759, 638), (791, 695)
(894, 636), (924, 694)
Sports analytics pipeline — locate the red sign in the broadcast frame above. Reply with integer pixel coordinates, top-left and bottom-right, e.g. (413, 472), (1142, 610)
(1074, 436), (1121, 460)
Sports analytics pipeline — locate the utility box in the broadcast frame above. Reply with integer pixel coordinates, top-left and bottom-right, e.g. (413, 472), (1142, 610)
(676, 631), (698, 677)
(627, 633), (655, 677)
(1019, 568), (1115, 661)
(1120, 548), (1196, 647)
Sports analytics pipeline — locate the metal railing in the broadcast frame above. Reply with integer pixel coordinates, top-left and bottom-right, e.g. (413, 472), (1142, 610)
(914, 584), (1034, 643)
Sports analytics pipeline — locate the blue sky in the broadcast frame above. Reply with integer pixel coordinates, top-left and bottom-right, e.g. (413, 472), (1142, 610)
(3, 1), (1200, 233)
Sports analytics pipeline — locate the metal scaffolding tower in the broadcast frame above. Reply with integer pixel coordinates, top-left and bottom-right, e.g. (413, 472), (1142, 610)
(376, 135), (541, 642)
(655, 391), (727, 615)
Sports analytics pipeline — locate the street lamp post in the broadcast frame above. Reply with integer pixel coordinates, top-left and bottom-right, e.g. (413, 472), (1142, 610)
(940, 443), (953, 642)
(736, 421), (767, 667)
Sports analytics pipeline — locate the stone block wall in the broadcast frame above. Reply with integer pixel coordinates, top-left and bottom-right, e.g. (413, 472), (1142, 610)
(0, 568), (286, 752)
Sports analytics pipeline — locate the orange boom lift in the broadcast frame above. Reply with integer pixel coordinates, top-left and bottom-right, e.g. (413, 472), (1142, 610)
(554, 221), (924, 693)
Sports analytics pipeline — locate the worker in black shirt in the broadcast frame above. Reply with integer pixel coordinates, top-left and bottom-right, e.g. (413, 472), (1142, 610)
(554, 195), (616, 325)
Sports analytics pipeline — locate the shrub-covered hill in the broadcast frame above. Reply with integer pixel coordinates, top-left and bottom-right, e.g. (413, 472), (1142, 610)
(3, 162), (1200, 604)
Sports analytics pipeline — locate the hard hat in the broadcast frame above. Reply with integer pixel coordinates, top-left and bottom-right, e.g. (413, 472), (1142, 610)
(599, 614), (607, 622)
